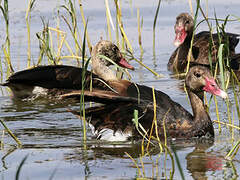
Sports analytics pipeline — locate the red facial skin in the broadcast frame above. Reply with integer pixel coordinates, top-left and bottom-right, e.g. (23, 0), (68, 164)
(174, 26), (187, 47)
(118, 57), (134, 70)
(203, 77), (228, 99)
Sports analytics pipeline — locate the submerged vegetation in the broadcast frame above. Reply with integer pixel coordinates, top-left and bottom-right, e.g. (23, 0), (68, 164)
(0, 0), (240, 179)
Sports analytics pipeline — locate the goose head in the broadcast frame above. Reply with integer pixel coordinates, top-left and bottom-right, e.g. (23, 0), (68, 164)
(91, 40), (134, 81)
(185, 66), (228, 99)
(174, 13), (194, 47)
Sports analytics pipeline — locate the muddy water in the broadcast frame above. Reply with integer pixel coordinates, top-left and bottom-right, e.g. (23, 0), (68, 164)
(0, 0), (240, 179)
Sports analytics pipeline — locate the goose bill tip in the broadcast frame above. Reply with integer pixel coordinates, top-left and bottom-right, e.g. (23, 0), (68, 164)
(218, 90), (228, 99)
(174, 40), (181, 47)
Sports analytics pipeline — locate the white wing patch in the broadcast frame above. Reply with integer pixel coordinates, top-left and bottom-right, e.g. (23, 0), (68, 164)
(32, 86), (48, 95)
(89, 123), (132, 142)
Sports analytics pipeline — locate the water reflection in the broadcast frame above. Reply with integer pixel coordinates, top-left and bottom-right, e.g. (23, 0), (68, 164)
(61, 139), (228, 179)
(186, 142), (223, 179)
(0, 96), (237, 179)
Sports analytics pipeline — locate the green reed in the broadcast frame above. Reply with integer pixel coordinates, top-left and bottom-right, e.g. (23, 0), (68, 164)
(105, 0), (114, 41)
(0, 119), (21, 147)
(0, 56), (3, 82)
(15, 155), (28, 180)
(25, 0), (36, 68)
(129, 87), (176, 179)
(225, 140), (240, 161)
(79, 22), (90, 142)
(153, 0), (161, 57)
(0, 0), (13, 75)
(171, 143), (185, 180)
(114, 0), (133, 52)
(36, 20), (57, 65)
(126, 50), (163, 77)
(214, 14), (235, 126)
(62, 0), (82, 59)
(231, 72), (240, 121)
(78, 0), (92, 53)
(137, 8), (144, 55)
(126, 142), (175, 179)
(185, 0), (200, 74)
(194, 1), (240, 135)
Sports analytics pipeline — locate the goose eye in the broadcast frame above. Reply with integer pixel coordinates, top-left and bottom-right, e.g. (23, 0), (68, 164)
(194, 72), (201, 78)
(211, 83), (216, 88)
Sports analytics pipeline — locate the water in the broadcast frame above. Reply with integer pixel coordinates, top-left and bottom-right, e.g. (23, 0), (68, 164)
(0, 0), (240, 179)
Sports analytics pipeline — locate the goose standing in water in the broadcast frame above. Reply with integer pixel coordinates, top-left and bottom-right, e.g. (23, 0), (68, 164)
(0, 40), (134, 99)
(66, 66), (227, 141)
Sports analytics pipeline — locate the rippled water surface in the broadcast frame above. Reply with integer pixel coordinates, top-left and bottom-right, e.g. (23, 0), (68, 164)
(0, 0), (240, 179)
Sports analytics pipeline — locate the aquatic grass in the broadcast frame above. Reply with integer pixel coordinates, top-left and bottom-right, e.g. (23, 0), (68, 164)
(130, 87), (176, 179)
(0, 55), (3, 82)
(213, 120), (240, 130)
(36, 19), (57, 65)
(1, 129), (4, 149)
(25, 0), (36, 68)
(37, 24), (84, 65)
(195, 3), (239, 132)
(225, 140), (240, 161)
(213, 19), (233, 128)
(115, 0), (124, 49)
(114, 0), (133, 52)
(132, 110), (153, 144)
(0, 119), (21, 147)
(125, 152), (143, 177)
(48, 27), (67, 62)
(215, 14), (232, 89)
(126, 143), (175, 179)
(214, 15), (240, 128)
(152, 87), (162, 151)
(56, 7), (61, 59)
(78, 0), (92, 53)
(133, 88), (174, 179)
(48, 167), (58, 180)
(137, 8), (144, 55)
(231, 71), (240, 121)
(188, 0), (193, 16)
(218, 44), (225, 89)
(114, 1), (120, 47)
(214, 96), (221, 132)
(152, 0), (161, 57)
(126, 50), (163, 78)
(37, 25), (69, 65)
(198, 5), (216, 64)
(61, 0), (82, 59)
(0, 0), (14, 74)
(15, 155), (28, 180)
(171, 143), (185, 180)
(105, 0), (114, 41)
(79, 21), (90, 142)
(185, 0), (200, 75)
